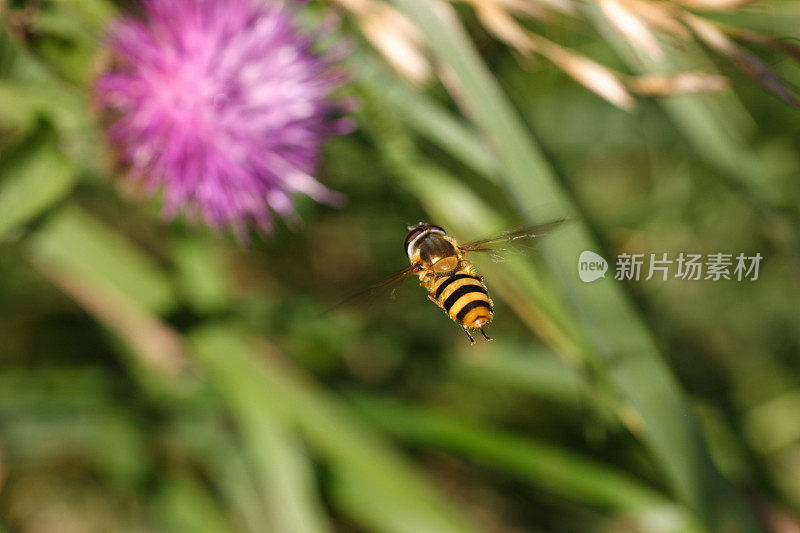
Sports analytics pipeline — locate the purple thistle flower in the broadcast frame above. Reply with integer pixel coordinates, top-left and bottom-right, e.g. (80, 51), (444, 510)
(96, 0), (351, 234)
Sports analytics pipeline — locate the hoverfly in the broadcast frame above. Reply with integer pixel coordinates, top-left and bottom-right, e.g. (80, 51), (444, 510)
(335, 220), (564, 344)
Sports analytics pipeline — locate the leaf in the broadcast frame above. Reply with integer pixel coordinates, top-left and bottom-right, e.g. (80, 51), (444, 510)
(0, 125), (77, 239)
(157, 473), (235, 533)
(353, 55), (500, 179)
(27, 204), (178, 314)
(450, 343), (586, 406)
(30, 257), (188, 377)
(171, 237), (231, 313)
(189, 325), (481, 533)
(46, 0), (118, 29)
(346, 393), (695, 520)
(163, 422), (271, 533)
(220, 375), (332, 533)
(0, 368), (148, 485)
(0, 26), (104, 173)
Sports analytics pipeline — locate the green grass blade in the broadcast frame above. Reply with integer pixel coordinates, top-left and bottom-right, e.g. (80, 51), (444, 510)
(216, 374), (332, 533)
(0, 126), (77, 239)
(164, 421), (271, 533)
(27, 204), (177, 314)
(25, 205), (187, 384)
(346, 393), (698, 528)
(449, 342), (585, 407)
(354, 55), (500, 180)
(171, 237), (231, 314)
(0, 368), (148, 485)
(158, 473), (235, 533)
(189, 325), (481, 533)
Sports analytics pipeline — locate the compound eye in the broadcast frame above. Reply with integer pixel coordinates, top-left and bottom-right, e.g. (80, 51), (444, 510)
(429, 225), (445, 235)
(404, 227), (426, 253)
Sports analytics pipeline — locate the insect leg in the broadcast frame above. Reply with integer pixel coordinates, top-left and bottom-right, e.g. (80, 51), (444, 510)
(462, 326), (476, 344)
(480, 328), (493, 341)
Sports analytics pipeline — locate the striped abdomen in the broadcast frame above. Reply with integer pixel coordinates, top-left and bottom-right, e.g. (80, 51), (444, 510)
(431, 271), (493, 329)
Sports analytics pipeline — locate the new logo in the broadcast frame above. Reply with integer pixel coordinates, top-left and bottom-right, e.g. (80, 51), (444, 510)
(578, 251), (608, 282)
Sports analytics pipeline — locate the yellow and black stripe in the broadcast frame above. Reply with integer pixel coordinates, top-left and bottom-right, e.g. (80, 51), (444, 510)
(432, 272), (493, 328)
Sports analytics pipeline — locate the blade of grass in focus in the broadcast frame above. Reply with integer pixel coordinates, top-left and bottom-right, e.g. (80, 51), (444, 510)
(386, 1), (760, 530)
(190, 325), (482, 533)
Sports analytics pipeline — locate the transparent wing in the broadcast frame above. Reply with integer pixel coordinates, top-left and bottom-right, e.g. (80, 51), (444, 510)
(459, 219), (566, 255)
(325, 263), (422, 314)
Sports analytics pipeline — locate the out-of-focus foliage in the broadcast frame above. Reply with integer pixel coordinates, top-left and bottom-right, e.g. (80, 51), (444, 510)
(1, 0), (800, 532)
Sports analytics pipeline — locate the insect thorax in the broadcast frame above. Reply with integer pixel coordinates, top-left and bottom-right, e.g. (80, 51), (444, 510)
(411, 233), (460, 274)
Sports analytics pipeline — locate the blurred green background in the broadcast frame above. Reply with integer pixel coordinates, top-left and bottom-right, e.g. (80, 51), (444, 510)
(2, 0), (800, 531)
